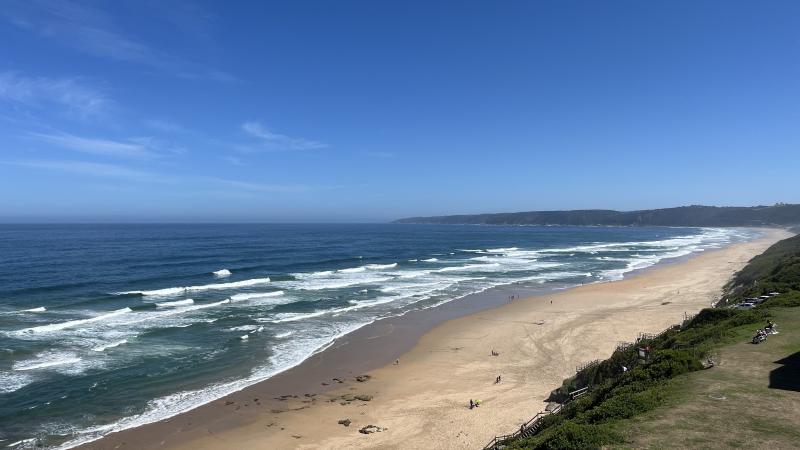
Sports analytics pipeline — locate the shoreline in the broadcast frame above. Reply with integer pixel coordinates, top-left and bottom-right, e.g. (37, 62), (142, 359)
(74, 228), (791, 450)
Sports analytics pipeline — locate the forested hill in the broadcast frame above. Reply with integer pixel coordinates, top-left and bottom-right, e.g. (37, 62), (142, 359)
(394, 204), (800, 227)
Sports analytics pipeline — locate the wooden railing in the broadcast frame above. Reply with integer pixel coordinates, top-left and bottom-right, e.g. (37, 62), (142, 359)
(616, 341), (634, 351)
(482, 317), (690, 449)
(575, 359), (599, 373)
(481, 392), (575, 449)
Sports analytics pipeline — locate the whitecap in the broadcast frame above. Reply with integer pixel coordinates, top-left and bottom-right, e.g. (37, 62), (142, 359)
(213, 269), (231, 278)
(269, 310), (331, 323)
(117, 278), (271, 297)
(279, 273), (393, 291)
(485, 247), (519, 253)
(7, 438), (37, 448)
(0, 371), (35, 393)
(436, 263), (500, 272)
(365, 263), (398, 270)
(228, 325), (258, 332)
(16, 308), (133, 334)
(229, 291), (284, 301)
(155, 299), (195, 308)
(92, 340), (128, 352)
(13, 352), (82, 371)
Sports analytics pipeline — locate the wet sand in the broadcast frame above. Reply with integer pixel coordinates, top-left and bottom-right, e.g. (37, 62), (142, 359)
(77, 228), (791, 450)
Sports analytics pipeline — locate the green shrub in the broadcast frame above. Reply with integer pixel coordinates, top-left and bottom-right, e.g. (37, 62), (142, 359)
(504, 232), (800, 449)
(510, 422), (623, 449)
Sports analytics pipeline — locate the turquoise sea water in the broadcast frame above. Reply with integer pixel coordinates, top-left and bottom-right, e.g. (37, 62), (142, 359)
(0, 224), (756, 448)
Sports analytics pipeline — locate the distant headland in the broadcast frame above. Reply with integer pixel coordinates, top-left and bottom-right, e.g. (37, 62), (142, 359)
(394, 204), (800, 227)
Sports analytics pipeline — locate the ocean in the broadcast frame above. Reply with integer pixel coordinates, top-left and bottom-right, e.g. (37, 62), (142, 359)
(0, 224), (757, 449)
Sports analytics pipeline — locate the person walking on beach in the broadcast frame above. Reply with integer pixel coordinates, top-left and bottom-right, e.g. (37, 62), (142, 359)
(469, 399), (474, 409)
(495, 375), (501, 384)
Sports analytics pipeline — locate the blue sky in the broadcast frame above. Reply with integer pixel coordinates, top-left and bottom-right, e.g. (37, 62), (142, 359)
(1, 1), (799, 222)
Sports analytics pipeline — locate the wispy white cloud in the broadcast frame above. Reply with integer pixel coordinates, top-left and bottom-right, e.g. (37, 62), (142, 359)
(2, 159), (337, 194)
(27, 132), (157, 158)
(0, 72), (110, 117)
(128, 136), (186, 155)
(2, 0), (237, 82)
(241, 121), (327, 151)
(2, 159), (160, 181)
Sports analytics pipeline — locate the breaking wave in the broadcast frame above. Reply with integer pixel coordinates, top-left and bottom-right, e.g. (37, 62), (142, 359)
(116, 278), (271, 297)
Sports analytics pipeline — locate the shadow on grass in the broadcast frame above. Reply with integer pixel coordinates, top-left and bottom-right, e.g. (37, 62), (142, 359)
(769, 351), (800, 392)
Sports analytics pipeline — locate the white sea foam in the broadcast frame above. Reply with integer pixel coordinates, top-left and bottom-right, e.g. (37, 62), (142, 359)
(10, 301), (232, 342)
(421, 258), (439, 262)
(21, 306), (46, 313)
(8, 438), (36, 448)
(269, 310), (332, 323)
(54, 322), (368, 450)
(337, 262), (397, 273)
(436, 263), (501, 272)
(343, 296), (399, 310)
(13, 352), (83, 371)
(280, 272), (393, 291)
(365, 263), (398, 270)
(117, 277), (271, 297)
(485, 247), (519, 253)
(395, 269), (434, 279)
(92, 340), (128, 352)
(16, 308), (133, 334)
(155, 299), (194, 308)
(213, 269), (231, 278)
(229, 291), (285, 301)
(0, 371), (35, 393)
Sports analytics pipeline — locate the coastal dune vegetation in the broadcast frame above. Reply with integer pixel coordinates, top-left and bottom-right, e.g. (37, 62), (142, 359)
(498, 233), (800, 449)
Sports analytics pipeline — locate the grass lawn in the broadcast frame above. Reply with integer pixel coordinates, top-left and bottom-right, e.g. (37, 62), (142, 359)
(611, 307), (800, 449)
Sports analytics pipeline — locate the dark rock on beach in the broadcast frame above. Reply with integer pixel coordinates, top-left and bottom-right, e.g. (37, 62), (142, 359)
(359, 424), (387, 434)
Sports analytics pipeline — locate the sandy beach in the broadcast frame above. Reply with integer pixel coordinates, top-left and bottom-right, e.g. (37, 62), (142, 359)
(77, 228), (791, 450)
